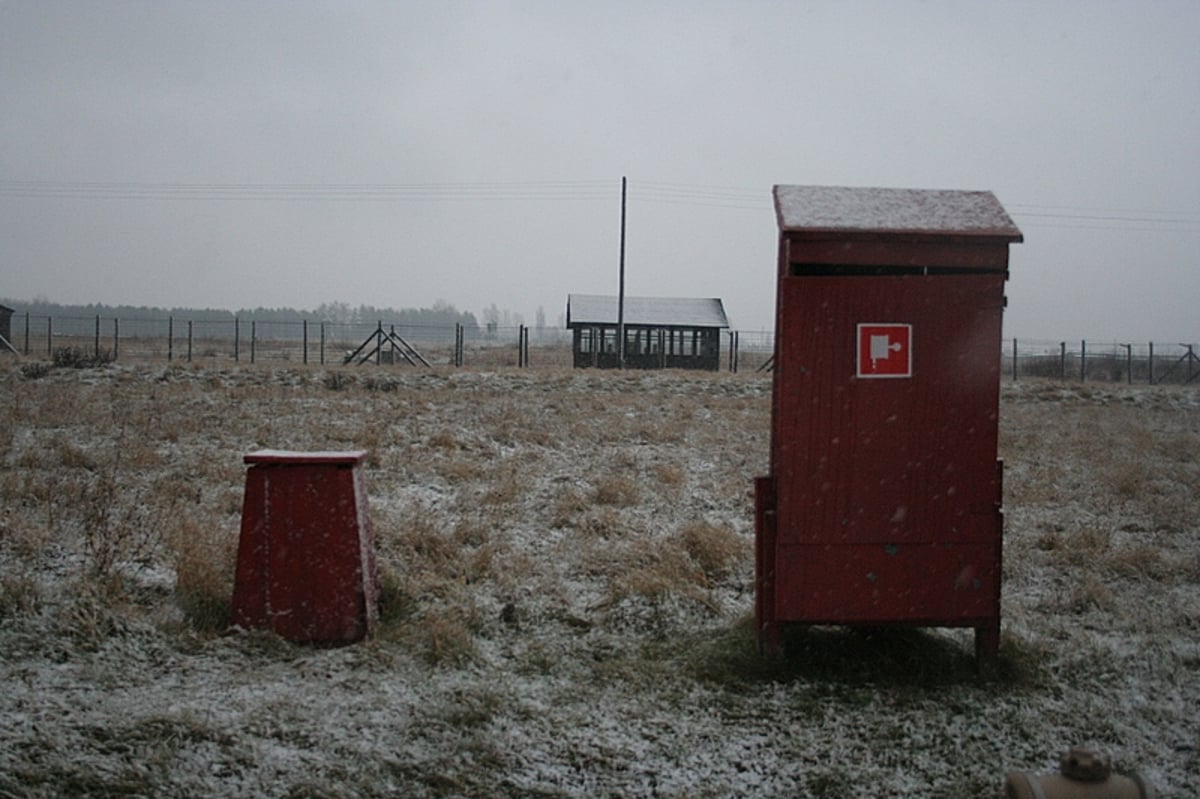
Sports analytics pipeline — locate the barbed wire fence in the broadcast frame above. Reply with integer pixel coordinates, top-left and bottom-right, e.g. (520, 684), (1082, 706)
(3, 312), (1197, 384)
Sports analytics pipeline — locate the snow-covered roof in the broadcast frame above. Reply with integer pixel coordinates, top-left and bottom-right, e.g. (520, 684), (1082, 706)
(566, 294), (729, 328)
(774, 185), (1023, 241)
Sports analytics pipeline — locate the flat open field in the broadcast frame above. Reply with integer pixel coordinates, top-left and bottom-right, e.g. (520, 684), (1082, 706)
(0, 363), (1197, 797)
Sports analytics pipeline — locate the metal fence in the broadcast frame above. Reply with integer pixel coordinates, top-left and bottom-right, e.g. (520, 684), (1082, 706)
(1004, 339), (1200, 385)
(3, 313), (1196, 383)
(3, 313), (781, 373)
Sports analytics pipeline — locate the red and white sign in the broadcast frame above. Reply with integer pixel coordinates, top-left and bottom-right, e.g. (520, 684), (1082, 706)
(856, 323), (912, 378)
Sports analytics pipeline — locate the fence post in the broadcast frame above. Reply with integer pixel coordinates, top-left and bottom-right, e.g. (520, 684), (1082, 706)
(251, 321), (257, 364)
(455, 323), (463, 367)
(187, 320), (194, 362)
(1012, 337), (1018, 381)
(1148, 342), (1154, 384)
(94, 315), (100, 358)
(303, 320), (308, 365)
(23, 312), (29, 355)
(1059, 342), (1065, 380)
(168, 317), (174, 362)
(1080, 339), (1086, 382)
(1123, 344), (1132, 385)
(47, 316), (52, 358)
(113, 318), (119, 361)
(234, 318), (240, 362)
(320, 322), (325, 365)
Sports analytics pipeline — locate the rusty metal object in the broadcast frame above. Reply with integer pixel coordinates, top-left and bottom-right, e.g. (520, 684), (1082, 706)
(1005, 746), (1155, 799)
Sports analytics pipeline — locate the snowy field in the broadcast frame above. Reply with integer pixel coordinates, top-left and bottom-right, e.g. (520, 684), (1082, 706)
(0, 363), (1196, 797)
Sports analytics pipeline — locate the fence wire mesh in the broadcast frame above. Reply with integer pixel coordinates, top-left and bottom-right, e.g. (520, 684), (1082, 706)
(4, 313), (1197, 382)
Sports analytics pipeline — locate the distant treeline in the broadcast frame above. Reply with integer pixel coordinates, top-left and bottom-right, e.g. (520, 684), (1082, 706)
(0, 298), (481, 332)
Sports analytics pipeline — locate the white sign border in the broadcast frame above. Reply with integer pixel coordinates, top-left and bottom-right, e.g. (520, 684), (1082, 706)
(855, 322), (913, 379)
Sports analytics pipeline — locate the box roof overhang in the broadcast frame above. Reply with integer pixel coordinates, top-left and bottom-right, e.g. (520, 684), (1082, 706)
(774, 185), (1023, 244)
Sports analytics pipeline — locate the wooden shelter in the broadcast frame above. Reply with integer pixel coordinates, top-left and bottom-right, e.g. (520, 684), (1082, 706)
(0, 305), (15, 354)
(566, 294), (729, 370)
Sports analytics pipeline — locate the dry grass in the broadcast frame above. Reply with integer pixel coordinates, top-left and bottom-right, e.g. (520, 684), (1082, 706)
(589, 475), (640, 507)
(674, 520), (745, 582)
(170, 516), (237, 632)
(1, 366), (1197, 795)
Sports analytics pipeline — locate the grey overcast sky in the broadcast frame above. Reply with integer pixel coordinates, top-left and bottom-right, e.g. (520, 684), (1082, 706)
(1, 1), (1197, 340)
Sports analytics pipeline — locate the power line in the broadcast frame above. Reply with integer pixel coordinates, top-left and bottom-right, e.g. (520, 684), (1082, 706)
(0, 179), (615, 202)
(2, 179), (1197, 231)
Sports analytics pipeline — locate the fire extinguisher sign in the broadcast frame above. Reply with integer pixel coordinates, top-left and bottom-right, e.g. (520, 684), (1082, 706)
(856, 323), (912, 378)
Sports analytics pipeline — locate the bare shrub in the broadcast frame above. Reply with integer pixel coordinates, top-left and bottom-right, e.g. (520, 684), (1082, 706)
(19, 361), (51, 380)
(74, 453), (172, 584)
(322, 371), (354, 391)
(52, 346), (114, 369)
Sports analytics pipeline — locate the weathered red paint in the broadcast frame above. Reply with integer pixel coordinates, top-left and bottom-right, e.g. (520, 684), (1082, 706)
(232, 450), (379, 645)
(757, 186), (1022, 660)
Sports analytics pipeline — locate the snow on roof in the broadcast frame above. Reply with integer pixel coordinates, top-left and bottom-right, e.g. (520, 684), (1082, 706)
(567, 294), (729, 328)
(774, 185), (1023, 240)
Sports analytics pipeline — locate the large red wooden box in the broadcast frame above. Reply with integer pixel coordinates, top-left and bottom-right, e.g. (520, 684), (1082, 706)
(756, 186), (1022, 659)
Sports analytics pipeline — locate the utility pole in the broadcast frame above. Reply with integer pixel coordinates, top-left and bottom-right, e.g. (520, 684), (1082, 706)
(618, 176), (627, 369)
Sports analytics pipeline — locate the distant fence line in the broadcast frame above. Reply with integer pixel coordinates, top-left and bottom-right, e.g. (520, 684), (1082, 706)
(4, 312), (776, 372)
(4, 313), (1197, 383)
(1005, 338), (1199, 385)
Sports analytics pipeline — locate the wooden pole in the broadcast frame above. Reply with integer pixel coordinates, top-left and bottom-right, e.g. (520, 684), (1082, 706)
(1149, 342), (1154, 384)
(1080, 340), (1086, 382)
(618, 176), (626, 370)
(303, 320), (308, 365)
(1012, 337), (1018, 381)
(187, 320), (193, 362)
(94, 315), (100, 358)
(168, 316), (174, 362)
(251, 321), (256, 364)
(113, 318), (119, 361)
(235, 318), (240, 362)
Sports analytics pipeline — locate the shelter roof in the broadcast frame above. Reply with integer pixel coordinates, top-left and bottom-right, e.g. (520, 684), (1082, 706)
(774, 185), (1023, 241)
(567, 294), (729, 328)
